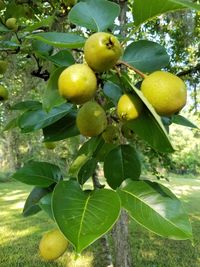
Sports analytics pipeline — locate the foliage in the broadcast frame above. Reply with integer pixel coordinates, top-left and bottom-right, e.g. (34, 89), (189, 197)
(0, 0), (199, 258)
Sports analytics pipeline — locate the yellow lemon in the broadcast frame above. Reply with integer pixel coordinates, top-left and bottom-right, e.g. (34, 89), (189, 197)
(84, 32), (122, 72)
(141, 71), (187, 116)
(58, 64), (97, 104)
(76, 101), (107, 137)
(39, 229), (68, 261)
(117, 94), (143, 121)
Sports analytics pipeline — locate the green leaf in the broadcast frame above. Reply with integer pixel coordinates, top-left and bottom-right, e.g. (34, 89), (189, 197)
(10, 101), (42, 111)
(132, 0), (200, 26)
(3, 117), (18, 131)
(39, 193), (54, 220)
(12, 161), (62, 187)
(27, 32), (86, 49)
(118, 180), (192, 240)
(103, 81), (123, 105)
(122, 41), (170, 73)
(18, 103), (73, 133)
(104, 144), (141, 189)
(47, 50), (75, 67)
(123, 77), (174, 153)
(43, 111), (79, 142)
(52, 180), (121, 253)
(42, 67), (66, 112)
(78, 158), (98, 185)
(172, 114), (198, 128)
(69, 136), (103, 177)
(0, 22), (10, 32)
(69, 0), (120, 32)
(23, 187), (50, 217)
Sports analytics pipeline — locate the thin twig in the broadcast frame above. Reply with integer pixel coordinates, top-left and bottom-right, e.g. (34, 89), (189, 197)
(118, 60), (147, 79)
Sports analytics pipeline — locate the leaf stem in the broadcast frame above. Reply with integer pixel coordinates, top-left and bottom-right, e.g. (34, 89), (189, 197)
(117, 60), (147, 79)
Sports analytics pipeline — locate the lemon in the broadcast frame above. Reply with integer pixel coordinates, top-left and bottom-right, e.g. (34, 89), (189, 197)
(117, 94), (143, 121)
(39, 229), (68, 261)
(76, 101), (107, 137)
(58, 64), (97, 104)
(141, 71), (187, 116)
(84, 32), (122, 72)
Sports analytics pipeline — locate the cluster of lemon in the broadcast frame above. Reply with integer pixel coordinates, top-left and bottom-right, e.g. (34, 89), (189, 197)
(58, 32), (187, 139)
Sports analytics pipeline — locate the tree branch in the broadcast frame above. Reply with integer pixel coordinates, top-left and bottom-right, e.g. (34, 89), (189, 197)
(177, 63), (200, 77)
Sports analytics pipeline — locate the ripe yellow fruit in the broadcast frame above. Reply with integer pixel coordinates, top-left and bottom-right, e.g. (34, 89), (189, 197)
(58, 64), (97, 104)
(6, 18), (18, 31)
(84, 32), (122, 72)
(102, 125), (119, 143)
(117, 94), (143, 121)
(0, 85), (8, 101)
(76, 101), (107, 137)
(39, 229), (68, 261)
(0, 60), (8, 74)
(141, 71), (187, 116)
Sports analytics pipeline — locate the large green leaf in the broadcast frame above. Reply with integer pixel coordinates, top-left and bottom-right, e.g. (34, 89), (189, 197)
(18, 103), (73, 133)
(42, 67), (66, 112)
(46, 50), (75, 67)
(23, 187), (50, 217)
(52, 180), (121, 253)
(104, 144), (141, 189)
(12, 161), (62, 187)
(69, 0), (120, 32)
(132, 0), (200, 26)
(118, 180), (192, 240)
(123, 77), (174, 153)
(27, 32), (85, 48)
(122, 40), (170, 73)
(43, 110), (79, 142)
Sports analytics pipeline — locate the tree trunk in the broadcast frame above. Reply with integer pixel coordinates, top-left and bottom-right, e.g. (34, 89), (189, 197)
(112, 210), (132, 267)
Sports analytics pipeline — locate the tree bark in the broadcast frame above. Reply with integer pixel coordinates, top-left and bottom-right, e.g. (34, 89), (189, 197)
(112, 210), (132, 267)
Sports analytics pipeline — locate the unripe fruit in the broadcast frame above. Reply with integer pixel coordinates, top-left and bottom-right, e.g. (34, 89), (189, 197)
(141, 71), (187, 116)
(0, 60), (8, 74)
(6, 18), (18, 31)
(76, 101), (107, 137)
(58, 64), (97, 104)
(39, 229), (68, 261)
(44, 142), (56, 150)
(0, 85), (8, 101)
(102, 125), (119, 144)
(117, 94), (143, 121)
(84, 32), (122, 72)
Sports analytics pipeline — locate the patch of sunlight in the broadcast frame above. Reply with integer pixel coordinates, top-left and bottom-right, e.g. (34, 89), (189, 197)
(2, 193), (27, 202)
(0, 225), (39, 245)
(140, 250), (157, 260)
(164, 184), (200, 197)
(65, 252), (94, 267)
(9, 201), (25, 210)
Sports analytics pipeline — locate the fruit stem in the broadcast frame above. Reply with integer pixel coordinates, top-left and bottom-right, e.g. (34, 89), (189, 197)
(117, 60), (147, 79)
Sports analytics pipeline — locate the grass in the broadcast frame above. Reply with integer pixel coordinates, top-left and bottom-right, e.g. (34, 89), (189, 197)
(0, 177), (200, 267)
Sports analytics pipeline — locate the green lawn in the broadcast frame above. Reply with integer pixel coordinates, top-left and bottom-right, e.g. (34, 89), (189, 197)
(0, 177), (200, 267)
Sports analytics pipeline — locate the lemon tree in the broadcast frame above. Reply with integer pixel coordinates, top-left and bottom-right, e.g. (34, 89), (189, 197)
(1, 0), (199, 265)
